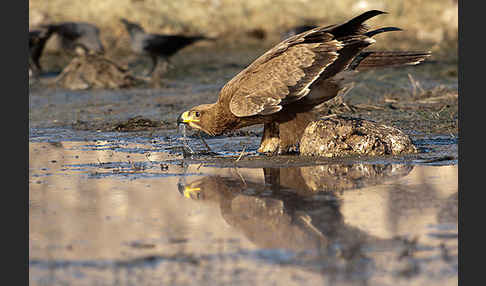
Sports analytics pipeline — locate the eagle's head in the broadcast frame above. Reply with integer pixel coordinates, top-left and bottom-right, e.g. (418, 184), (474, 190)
(177, 103), (222, 136)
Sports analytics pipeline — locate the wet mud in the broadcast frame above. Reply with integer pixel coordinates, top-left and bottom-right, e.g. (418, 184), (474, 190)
(29, 43), (458, 285)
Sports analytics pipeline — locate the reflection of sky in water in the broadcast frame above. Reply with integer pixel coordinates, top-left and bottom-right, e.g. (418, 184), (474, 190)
(29, 141), (458, 286)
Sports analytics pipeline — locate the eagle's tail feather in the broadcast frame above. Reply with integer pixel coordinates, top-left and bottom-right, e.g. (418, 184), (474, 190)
(349, 51), (431, 70)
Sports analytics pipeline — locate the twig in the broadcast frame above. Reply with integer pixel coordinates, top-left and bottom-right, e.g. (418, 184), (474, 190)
(197, 132), (213, 153)
(353, 103), (385, 110)
(340, 82), (355, 98)
(342, 102), (356, 113)
(97, 158), (107, 168)
(320, 114), (338, 119)
(145, 152), (153, 162)
(232, 167), (247, 187)
(435, 104), (448, 119)
(408, 73), (424, 97)
(181, 139), (194, 154)
(235, 145), (247, 162)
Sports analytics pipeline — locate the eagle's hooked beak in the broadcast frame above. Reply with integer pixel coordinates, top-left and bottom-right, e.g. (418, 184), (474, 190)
(177, 111), (194, 125)
(176, 112), (185, 126)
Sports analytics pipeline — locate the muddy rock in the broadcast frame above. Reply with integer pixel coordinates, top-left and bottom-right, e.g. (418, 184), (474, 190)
(54, 55), (143, 90)
(299, 116), (417, 157)
(72, 116), (166, 132)
(109, 116), (165, 132)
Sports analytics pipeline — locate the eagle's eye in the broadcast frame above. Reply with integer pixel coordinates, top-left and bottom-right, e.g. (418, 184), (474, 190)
(194, 111), (201, 117)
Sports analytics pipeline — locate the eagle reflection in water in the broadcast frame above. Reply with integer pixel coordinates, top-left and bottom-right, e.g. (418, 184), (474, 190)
(177, 164), (417, 272)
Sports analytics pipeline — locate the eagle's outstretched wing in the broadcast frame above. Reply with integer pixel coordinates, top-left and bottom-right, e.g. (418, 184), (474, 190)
(223, 10), (391, 117)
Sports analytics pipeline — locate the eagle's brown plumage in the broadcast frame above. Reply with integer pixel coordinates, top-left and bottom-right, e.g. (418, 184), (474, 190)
(177, 10), (431, 154)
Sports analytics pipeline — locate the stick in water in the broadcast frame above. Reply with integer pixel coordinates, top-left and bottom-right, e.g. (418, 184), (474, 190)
(179, 124), (195, 154)
(197, 132), (213, 153)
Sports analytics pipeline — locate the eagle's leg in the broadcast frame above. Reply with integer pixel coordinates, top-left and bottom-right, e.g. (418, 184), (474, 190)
(278, 112), (318, 154)
(257, 122), (280, 154)
(257, 112), (317, 155)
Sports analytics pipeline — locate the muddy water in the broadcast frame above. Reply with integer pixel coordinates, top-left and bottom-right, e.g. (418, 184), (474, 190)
(29, 138), (457, 286)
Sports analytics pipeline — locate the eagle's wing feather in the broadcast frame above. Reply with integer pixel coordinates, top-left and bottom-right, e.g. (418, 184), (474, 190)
(226, 30), (343, 117)
(222, 10), (388, 118)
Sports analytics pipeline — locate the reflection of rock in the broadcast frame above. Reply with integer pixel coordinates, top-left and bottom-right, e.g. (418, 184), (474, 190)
(297, 163), (414, 192)
(54, 55), (143, 90)
(258, 164), (413, 195)
(300, 116), (417, 157)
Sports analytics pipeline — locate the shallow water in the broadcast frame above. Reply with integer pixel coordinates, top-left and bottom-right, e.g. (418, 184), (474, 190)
(29, 135), (457, 286)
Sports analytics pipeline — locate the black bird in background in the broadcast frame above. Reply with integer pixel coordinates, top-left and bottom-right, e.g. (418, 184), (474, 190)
(29, 27), (55, 75)
(120, 18), (213, 76)
(44, 22), (105, 56)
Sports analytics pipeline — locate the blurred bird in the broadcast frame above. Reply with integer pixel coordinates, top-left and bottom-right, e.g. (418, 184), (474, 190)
(44, 22), (105, 56)
(120, 18), (213, 76)
(29, 27), (55, 75)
